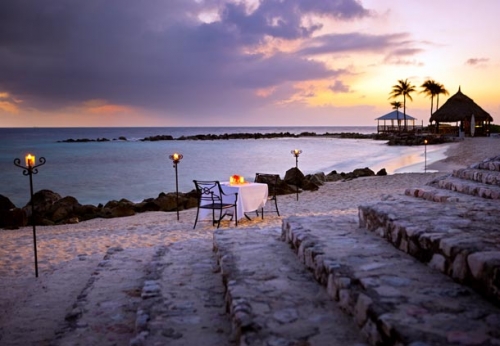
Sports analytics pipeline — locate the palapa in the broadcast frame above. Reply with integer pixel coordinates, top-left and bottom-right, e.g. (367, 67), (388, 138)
(430, 87), (493, 123)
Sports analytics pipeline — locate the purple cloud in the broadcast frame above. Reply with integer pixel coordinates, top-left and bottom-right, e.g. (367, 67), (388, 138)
(329, 80), (351, 93)
(298, 33), (412, 55)
(0, 0), (372, 119)
(465, 57), (489, 65)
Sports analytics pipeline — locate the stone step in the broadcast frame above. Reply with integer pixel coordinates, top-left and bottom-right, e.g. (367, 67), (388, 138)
(471, 155), (500, 172)
(213, 227), (368, 346)
(435, 175), (500, 199)
(453, 168), (500, 187)
(54, 246), (155, 346)
(282, 215), (500, 345)
(358, 194), (500, 307)
(405, 185), (471, 203)
(404, 183), (500, 204)
(131, 238), (233, 346)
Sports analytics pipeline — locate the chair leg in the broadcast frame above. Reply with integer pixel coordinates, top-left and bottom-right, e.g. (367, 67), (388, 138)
(275, 200), (280, 216)
(235, 206), (238, 226)
(216, 208), (222, 228)
(193, 208), (200, 229)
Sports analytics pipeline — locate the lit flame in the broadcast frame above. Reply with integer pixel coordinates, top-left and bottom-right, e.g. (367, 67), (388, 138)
(229, 175), (245, 185)
(25, 154), (35, 167)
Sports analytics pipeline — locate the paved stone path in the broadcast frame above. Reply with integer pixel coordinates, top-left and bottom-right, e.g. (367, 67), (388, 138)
(0, 254), (102, 346)
(213, 227), (368, 346)
(55, 247), (154, 346)
(131, 238), (234, 346)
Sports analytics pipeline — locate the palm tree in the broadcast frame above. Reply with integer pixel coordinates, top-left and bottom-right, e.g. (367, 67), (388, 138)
(420, 79), (439, 117)
(389, 79), (416, 131)
(435, 83), (449, 110)
(390, 101), (402, 131)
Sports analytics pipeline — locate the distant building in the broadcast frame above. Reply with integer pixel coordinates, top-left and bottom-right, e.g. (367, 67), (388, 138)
(429, 87), (493, 137)
(375, 110), (420, 133)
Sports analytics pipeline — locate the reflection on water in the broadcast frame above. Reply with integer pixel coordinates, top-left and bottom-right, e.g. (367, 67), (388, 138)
(393, 144), (450, 174)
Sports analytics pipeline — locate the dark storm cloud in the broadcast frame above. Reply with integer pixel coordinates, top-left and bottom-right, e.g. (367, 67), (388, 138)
(0, 0), (371, 116)
(221, 0), (369, 42)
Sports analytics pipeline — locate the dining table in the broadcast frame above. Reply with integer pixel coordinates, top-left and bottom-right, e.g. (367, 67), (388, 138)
(198, 181), (269, 222)
(220, 182), (268, 220)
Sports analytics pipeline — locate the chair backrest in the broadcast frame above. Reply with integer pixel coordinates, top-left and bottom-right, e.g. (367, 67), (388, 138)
(193, 180), (224, 205)
(255, 173), (279, 198)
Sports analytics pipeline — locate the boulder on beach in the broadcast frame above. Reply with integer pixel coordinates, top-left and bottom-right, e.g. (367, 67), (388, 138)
(50, 196), (81, 222)
(0, 195), (27, 229)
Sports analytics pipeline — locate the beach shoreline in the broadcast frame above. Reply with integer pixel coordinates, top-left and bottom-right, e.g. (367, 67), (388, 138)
(0, 136), (498, 344)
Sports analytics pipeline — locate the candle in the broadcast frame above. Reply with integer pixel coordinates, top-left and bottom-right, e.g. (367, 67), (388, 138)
(25, 154), (35, 167)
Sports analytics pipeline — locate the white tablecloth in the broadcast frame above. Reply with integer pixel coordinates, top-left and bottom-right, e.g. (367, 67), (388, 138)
(221, 182), (268, 220)
(199, 182), (268, 221)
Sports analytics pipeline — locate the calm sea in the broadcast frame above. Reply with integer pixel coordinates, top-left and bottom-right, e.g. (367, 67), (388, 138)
(0, 127), (448, 207)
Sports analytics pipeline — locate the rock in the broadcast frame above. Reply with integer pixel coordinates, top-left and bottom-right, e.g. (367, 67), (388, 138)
(154, 193), (178, 211)
(141, 135), (174, 141)
(20, 189), (62, 225)
(377, 168), (387, 176)
(134, 201), (161, 213)
(111, 204), (136, 218)
(50, 196), (81, 223)
(104, 199), (136, 218)
(305, 172), (326, 186)
(75, 204), (101, 221)
(0, 194), (16, 211)
(326, 171), (343, 182)
(276, 181), (297, 195)
(352, 167), (375, 177)
(1, 208), (27, 229)
(284, 167), (305, 187)
(0, 195), (18, 228)
(301, 179), (320, 191)
(183, 190), (199, 209)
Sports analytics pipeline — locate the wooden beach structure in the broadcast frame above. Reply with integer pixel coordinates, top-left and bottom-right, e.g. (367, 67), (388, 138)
(375, 110), (422, 134)
(429, 87), (493, 137)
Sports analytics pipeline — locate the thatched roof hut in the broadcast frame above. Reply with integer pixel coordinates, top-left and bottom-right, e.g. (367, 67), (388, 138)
(430, 87), (493, 136)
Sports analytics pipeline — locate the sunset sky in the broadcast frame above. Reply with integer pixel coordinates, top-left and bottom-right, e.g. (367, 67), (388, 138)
(1, 0), (499, 127)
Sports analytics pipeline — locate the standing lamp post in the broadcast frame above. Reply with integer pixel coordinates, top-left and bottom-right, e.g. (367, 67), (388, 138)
(14, 154), (46, 277)
(169, 152), (183, 221)
(424, 139), (428, 173)
(291, 149), (302, 201)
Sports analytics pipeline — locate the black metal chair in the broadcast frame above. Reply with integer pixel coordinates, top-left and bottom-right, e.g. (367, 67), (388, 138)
(193, 180), (238, 229)
(254, 173), (280, 219)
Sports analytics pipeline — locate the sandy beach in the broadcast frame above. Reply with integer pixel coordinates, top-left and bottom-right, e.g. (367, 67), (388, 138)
(1, 136), (499, 344)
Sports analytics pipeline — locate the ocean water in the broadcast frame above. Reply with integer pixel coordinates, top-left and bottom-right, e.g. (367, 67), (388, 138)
(0, 127), (448, 207)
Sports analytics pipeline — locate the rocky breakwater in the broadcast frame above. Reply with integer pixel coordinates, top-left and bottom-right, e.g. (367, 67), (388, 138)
(1, 166), (386, 229)
(57, 131), (376, 143)
(0, 189), (198, 230)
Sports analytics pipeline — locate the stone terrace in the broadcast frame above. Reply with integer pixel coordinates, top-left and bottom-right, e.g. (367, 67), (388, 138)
(4, 156), (500, 345)
(217, 155), (500, 345)
(359, 155), (500, 306)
